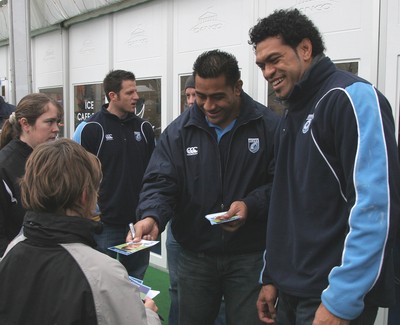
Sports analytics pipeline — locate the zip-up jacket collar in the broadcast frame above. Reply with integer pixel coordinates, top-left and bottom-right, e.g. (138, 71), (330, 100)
(101, 103), (137, 123)
(23, 211), (101, 248)
(286, 56), (336, 109)
(185, 91), (264, 130)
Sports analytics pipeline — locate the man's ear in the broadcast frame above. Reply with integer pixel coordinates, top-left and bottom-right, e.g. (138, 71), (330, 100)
(108, 91), (118, 101)
(234, 80), (243, 96)
(298, 38), (313, 61)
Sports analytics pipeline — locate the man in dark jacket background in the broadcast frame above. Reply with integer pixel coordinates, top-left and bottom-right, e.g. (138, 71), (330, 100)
(130, 49), (279, 325)
(73, 70), (155, 280)
(0, 96), (15, 131)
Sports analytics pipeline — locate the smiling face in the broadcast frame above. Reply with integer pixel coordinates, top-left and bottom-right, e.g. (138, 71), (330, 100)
(195, 74), (242, 129)
(108, 79), (139, 118)
(255, 36), (313, 100)
(20, 103), (61, 149)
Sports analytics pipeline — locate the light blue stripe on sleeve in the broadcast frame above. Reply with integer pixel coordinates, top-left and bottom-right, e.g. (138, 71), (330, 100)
(72, 121), (87, 144)
(322, 82), (390, 319)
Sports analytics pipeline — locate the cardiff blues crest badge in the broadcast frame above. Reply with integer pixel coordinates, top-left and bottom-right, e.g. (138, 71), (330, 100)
(134, 131), (142, 142)
(248, 138), (260, 153)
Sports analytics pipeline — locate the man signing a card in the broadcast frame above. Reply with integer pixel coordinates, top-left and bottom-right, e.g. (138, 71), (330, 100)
(128, 49), (279, 325)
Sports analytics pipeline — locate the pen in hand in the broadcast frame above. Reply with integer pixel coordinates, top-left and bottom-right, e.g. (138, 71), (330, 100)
(129, 222), (136, 239)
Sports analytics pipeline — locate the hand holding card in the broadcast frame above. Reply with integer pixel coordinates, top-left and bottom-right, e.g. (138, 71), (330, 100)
(108, 240), (159, 255)
(205, 211), (241, 225)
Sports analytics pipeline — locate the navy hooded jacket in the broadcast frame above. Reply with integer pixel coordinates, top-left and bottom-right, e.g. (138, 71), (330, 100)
(137, 91), (279, 254)
(263, 56), (400, 320)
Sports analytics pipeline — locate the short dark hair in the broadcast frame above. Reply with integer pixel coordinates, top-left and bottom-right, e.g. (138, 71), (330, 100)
(103, 70), (136, 101)
(248, 8), (325, 57)
(192, 50), (241, 88)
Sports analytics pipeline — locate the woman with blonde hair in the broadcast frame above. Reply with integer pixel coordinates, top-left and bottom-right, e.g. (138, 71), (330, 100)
(0, 139), (160, 325)
(0, 93), (63, 256)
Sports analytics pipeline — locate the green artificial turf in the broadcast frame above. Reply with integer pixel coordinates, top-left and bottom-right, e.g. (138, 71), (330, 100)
(144, 265), (171, 324)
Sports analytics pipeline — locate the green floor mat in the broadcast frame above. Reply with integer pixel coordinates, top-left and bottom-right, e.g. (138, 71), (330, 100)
(144, 265), (171, 324)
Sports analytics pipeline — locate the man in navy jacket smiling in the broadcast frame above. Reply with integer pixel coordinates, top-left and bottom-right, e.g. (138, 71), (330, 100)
(130, 50), (279, 325)
(249, 8), (400, 325)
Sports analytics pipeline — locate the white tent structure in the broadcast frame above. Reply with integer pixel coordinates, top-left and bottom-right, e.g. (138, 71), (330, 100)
(0, 2), (399, 323)
(0, 0), (150, 103)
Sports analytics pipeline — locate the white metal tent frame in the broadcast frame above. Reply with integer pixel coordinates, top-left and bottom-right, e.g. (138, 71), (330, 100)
(0, 0), (152, 44)
(0, 0), (152, 103)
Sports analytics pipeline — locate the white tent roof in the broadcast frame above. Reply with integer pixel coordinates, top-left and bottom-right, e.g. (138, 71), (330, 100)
(0, 0), (150, 42)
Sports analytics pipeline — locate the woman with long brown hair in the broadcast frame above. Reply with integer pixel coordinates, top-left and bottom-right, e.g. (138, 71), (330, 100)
(0, 93), (63, 256)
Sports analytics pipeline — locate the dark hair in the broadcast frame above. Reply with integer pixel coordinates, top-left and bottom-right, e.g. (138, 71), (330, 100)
(0, 93), (63, 149)
(192, 50), (241, 88)
(103, 70), (136, 101)
(249, 8), (325, 57)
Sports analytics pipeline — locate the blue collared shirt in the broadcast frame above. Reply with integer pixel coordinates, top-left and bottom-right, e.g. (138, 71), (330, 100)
(206, 118), (236, 143)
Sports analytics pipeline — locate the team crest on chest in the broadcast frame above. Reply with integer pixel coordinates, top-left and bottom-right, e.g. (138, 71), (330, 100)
(248, 138), (260, 153)
(302, 114), (314, 134)
(134, 131), (142, 142)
